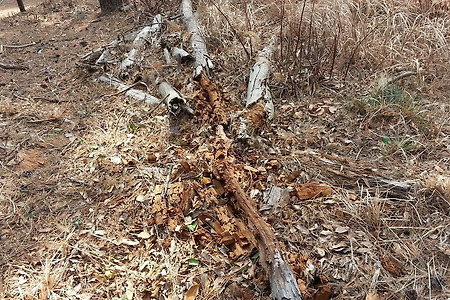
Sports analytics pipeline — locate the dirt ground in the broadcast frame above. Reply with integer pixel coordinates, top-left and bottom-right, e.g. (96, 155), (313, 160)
(1, 0), (450, 299)
(0, 0), (45, 18)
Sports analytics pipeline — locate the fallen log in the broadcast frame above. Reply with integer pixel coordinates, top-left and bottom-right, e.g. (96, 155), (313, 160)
(214, 126), (302, 300)
(181, 0), (213, 76)
(158, 81), (194, 115)
(236, 46), (275, 140)
(246, 46), (274, 119)
(98, 74), (159, 105)
(119, 14), (163, 77)
(81, 30), (138, 64)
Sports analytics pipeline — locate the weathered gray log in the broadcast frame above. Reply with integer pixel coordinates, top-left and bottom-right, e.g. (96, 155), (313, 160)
(119, 15), (163, 77)
(158, 81), (194, 115)
(246, 46), (274, 119)
(171, 47), (192, 64)
(98, 75), (159, 105)
(95, 40), (120, 64)
(181, 0), (213, 76)
(271, 251), (303, 300)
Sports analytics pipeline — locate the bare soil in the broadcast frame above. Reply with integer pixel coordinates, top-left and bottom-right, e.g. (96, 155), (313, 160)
(0, 0), (45, 18)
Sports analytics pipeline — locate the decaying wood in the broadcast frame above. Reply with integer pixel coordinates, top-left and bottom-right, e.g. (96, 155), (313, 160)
(95, 40), (119, 64)
(246, 46), (274, 119)
(82, 30), (138, 64)
(163, 48), (173, 64)
(0, 62), (27, 70)
(119, 15), (163, 77)
(181, 0), (213, 76)
(214, 126), (302, 300)
(366, 177), (411, 198)
(98, 75), (159, 105)
(158, 81), (194, 115)
(236, 46), (275, 140)
(197, 73), (228, 125)
(260, 185), (289, 213)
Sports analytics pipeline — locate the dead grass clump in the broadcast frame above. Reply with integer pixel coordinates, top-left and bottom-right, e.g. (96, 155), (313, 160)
(275, 0), (450, 89)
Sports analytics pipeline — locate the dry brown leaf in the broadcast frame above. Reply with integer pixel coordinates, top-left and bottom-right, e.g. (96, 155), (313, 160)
(185, 284), (200, 300)
(291, 182), (334, 200)
(380, 253), (404, 277)
(365, 291), (380, 300)
(297, 279), (311, 298)
(312, 283), (332, 300)
(201, 177), (212, 185)
(17, 149), (46, 171)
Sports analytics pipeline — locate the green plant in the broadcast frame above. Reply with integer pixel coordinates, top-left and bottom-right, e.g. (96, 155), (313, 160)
(381, 135), (422, 158)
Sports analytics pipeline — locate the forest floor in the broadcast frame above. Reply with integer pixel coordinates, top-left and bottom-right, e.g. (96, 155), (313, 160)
(1, 0), (450, 299)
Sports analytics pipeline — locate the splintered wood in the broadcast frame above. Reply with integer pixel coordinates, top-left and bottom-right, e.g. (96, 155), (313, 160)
(214, 159), (302, 300)
(195, 73), (228, 125)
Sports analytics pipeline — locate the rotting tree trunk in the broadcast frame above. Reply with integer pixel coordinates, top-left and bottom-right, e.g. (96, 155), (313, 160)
(98, 0), (124, 13)
(213, 126), (302, 300)
(98, 74), (159, 105)
(16, 0), (26, 12)
(181, 0), (213, 76)
(237, 46), (275, 140)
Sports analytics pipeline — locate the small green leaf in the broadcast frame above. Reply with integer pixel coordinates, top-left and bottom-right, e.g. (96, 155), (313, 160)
(25, 206), (36, 219)
(129, 123), (138, 131)
(241, 267), (248, 274)
(251, 252), (260, 259)
(73, 220), (82, 228)
(186, 221), (198, 232)
(381, 137), (391, 144)
(187, 258), (200, 266)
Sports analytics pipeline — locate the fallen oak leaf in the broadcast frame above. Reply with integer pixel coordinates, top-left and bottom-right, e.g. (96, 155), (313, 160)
(291, 182), (333, 200)
(137, 231), (151, 239)
(185, 284), (200, 300)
